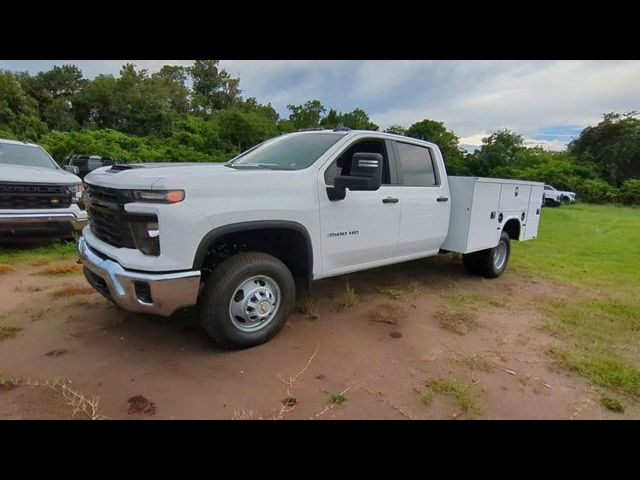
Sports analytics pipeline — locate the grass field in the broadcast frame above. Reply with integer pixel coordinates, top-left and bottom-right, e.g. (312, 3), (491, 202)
(0, 241), (77, 266)
(511, 203), (640, 294)
(513, 203), (640, 400)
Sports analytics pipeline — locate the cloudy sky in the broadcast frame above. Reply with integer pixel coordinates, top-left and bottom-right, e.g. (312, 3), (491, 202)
(2, 60), (639, 151)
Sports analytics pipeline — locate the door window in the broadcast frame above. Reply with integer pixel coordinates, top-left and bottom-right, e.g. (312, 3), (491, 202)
(324, 139), (392, 185)
(395, 142), (438, 187)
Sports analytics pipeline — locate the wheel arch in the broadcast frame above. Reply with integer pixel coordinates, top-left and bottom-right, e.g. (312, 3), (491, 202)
(193, 220), (314, 281)
(502, 217), (522, 241)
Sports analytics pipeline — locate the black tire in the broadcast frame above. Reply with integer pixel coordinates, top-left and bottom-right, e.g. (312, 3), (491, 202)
(462, 251), (482, 275)
(462, 232), (511, 278)
(199, 252), (295, 349)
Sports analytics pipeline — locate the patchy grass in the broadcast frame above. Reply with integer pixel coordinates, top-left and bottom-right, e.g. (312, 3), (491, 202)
(511, 204), (640, 294)
(424, 377), (480, 419)
(0, 263), (14, 274)
(30, 308), (53, 322)
(436, 310), (479, 335)
(378, 282), (422, 300)
(446, 291), (508, 309)
(338, 279), (357, 310)
(329, 393), (347, 406)
(456, 354), (496, 373)
(35, 263), (82, 276)
(549, 348), (640, 398)
(295, 296), (320, 319)
(538, 297), (640, 348)
(0, 326), (23, 341)
(538, 294), (640, 400)
(436, 290), (508, 334)
(600, 397), (625, 413)
(50, 285), (95, 299)
(0, 241), (77, 265)
(367, 303), (403, 325)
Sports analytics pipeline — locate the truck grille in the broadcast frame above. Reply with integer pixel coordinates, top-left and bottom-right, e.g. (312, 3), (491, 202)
(85, 184), (136, 248)
(0, 183), (72, 210)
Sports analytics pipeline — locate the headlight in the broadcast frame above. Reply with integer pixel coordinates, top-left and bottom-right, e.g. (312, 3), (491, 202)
(132, 190), (185, 204)
(128, 215), (160, 256)
(67, 183), (85, 206)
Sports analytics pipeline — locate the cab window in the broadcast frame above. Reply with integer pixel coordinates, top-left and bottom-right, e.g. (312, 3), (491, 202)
(395, 142), (438, 187)
(324, 139), (392, 186)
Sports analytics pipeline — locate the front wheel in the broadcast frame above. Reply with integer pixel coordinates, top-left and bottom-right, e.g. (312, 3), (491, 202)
(462, 232), (511, 278)
(199, 252), (296, 349)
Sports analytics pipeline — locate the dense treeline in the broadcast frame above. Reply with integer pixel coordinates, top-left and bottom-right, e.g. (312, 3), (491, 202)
(0, 62), (638, 204)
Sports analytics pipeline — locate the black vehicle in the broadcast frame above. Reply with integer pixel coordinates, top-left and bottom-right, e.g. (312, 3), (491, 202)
(62, 155), (117, 179)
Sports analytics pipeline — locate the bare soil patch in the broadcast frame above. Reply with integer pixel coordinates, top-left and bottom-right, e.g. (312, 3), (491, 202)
(0, 255), (638, 419)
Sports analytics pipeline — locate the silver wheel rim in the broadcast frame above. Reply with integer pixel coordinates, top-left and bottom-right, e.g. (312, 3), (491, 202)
(229, 275), (281, 333)
(494, 240), (508, 270)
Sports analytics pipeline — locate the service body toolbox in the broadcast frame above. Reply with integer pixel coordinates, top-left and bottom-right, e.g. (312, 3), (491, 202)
(442, 176), (544, 254)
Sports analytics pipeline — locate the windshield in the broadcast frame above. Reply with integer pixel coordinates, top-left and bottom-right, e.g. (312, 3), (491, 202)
(228, 133), (344, 170)
(0, 143), (58, 169)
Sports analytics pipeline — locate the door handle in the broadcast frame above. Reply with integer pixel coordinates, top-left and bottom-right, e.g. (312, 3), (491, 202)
(437, 196), (449, 202)
(382, 197), (399, 204)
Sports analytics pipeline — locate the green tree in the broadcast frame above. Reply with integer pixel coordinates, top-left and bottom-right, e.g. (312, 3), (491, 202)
(568, 112), (640, 186)
(406, 119), (467, 175)
(466, 129), (523, 177)
(73, 64), (178, 135)
(0, 70), (48, 140)
(238, 97), (279, 123)
(217, 108), (276, 152)
(338, 108), (378, 130)
(385, 124), (406, 135)
(189, 60), (241, 116)
(287, 100), (326, 129)
(152, 65), (190, 114)
(18, 65), (84, 131)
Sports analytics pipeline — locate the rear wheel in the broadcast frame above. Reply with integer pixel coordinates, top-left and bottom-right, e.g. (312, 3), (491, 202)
(462, 232), (511, 278)
(199, 252), (295, 349)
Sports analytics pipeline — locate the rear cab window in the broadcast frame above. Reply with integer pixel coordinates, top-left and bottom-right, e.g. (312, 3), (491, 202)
(394, 141), (439, 187)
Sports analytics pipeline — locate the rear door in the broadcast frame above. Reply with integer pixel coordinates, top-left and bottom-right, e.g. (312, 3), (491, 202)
(523, 184), (544, 240)
(392, 141), (451, 258)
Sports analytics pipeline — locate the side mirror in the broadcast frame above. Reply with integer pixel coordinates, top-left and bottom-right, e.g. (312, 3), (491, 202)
(329, 152), (383, 201)
(63, 165), (80, 175)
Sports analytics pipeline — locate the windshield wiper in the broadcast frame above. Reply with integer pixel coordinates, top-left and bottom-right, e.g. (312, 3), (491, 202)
(226, 163), (290, 170)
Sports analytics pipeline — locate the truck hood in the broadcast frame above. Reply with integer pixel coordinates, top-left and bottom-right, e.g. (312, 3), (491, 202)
(85, 163), (231, 189)
(1, 164), (82, 185)
(84, 162), (312, 190)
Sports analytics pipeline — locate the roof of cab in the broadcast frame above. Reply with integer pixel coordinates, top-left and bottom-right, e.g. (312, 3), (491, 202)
(285, 128), (438, 149)
(0, 138), (39, 148)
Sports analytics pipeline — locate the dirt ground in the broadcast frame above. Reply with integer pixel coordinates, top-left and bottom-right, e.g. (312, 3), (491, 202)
(0, 254), (636, 420)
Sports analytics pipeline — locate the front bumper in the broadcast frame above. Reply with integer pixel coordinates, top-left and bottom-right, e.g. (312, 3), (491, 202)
(0, 210), (88, 233)
(78, 236), (201, 316)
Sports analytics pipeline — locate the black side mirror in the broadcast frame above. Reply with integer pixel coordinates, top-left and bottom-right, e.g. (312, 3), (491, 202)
(63, 165), (80, 175)
(328, 152), (383, 201)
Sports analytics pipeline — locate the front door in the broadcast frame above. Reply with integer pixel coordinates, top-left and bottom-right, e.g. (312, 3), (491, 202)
(318, 138), (402, 275)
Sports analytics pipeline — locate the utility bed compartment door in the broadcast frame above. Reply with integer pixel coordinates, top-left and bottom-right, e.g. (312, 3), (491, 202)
(523, 185), (544, 240)
(499, 183), (531, 213)
(466, 181), (501, 252)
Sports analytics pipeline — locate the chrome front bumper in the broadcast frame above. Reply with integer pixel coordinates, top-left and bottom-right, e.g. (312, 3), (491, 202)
(78, 236), (201, 316)
(0, 211), (88, 231)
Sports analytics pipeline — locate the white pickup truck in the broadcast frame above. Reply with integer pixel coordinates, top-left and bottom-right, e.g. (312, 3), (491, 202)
(543, 184), (576, 206)
(78, 129), (544, 348)
(0, 138), (87, 240)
